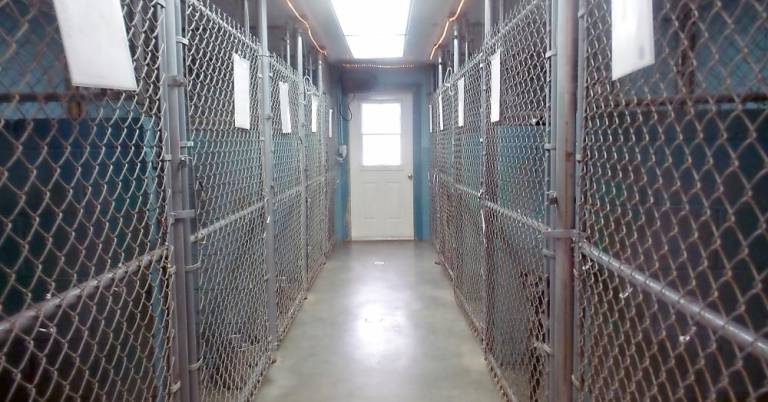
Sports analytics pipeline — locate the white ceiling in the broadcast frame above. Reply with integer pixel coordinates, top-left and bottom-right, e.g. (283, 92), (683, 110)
(265, 0), (484, 65)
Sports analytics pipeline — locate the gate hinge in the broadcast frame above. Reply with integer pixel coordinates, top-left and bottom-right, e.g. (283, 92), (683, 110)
(545, 191), (558, 206)
(572, 374), (583, 390)
(542, 248), (555, 259)
(170, 209), (196, 223)
(186, 261), (202, 272)
(166, 75), (187, 87)
(543, 229), (582, 241)
(176, 36), (189, 46)
(534, 341), (552, 355)
(189, 356), (204, 371)
(179, 154), (193, 166)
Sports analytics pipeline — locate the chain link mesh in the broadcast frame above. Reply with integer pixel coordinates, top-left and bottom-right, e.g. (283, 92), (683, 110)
(0, 0), (175, 399)
(430, 1), (553, 400)
(306, 93), (328, 285)
(269, 57), (308, 339)
(0, 0), (336, 399)
(575, 0), (768, 400)
(323, 95), (337, 257)
(185, 1), (270, 400)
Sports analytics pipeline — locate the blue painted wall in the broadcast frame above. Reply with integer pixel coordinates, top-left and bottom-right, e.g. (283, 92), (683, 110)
(330, 66), (433, 241)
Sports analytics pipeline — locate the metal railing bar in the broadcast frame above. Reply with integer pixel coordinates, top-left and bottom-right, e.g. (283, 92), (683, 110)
(191, 202), (265, 242)
(579, 241), (768, 361)
(0, 247), (169, 342)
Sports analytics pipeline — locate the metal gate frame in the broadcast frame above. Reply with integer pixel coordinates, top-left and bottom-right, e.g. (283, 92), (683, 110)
(429, 0), (768, 401)
(0, 0), (336, 400)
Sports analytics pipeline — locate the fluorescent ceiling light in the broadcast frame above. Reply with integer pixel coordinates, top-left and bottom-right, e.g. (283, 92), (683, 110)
(346, 35), (405, 59)
(331, 0), (411, 59)
(331, 0), (410, 35)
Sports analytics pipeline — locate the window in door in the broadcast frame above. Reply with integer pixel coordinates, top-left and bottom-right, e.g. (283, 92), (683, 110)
(361, 102), (401, 166)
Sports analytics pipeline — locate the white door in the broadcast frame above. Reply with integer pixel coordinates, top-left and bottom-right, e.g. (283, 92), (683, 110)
(350, 91), (414, 240)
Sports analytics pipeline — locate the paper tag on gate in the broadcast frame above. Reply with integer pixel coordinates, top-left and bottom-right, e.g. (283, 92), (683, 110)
(279, 82), (292, 133)
(438, 95), (444, 130)
(457, 77), (465, 127)
(490, 50), (501, 122)
(52, 0), (137, 90)
(429, 105), (433, 132)
(311, 95), (319, 133)
(232, 53), (251, 129)
(611, 0), (655, 80)
(329, 109), (334, 138)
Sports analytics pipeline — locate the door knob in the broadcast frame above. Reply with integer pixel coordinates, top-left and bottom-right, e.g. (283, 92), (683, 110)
(407, 173), (413, 180)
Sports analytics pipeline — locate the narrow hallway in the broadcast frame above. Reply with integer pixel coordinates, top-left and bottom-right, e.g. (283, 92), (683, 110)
(256, 242), (500, 402)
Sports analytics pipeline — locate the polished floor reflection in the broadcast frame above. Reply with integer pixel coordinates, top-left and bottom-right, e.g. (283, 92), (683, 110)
(256, 241), (500, 402)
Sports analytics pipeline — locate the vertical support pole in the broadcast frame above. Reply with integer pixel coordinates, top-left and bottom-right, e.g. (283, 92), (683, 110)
(438, 51), (444, 88)
(309, 52), (315, 87)
(296, 30), (304, 77)
(259, 0), (279, 348)
(161, 0), (200, 400)
(463, 19), (470, 66)
(285, 28), (292, 68)
(551, 0), (578, 400)
(484, 0), (493, 38)
(242, 0), (249, 32)
(453, 23), (460, 73)
(318, 55), (324, 94)
(498, 0), (505, 24)
(296, 30), (309, 290)
(480, 35), (498, 366)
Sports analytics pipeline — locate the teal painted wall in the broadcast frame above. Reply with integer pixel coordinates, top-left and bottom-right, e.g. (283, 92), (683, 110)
(331, 66), (433, 241)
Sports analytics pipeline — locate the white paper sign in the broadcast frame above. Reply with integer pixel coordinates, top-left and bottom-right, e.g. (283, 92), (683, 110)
(53, 0), (137, 90)
(611, 0), (655, 80)
(311, 95), (319, 133)
(279, 82), (292, 133)
(429, 105), (433, 132)
(457, 77), (465, 127)
(438, 95), (444, 130)
(232, 54), (251, 129)
(490, 51), (501, 122)
(328, 109), (334, 138)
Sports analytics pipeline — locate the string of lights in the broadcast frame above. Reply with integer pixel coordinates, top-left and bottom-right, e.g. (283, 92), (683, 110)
(429, 0), (466, 61)
(341, 63), (418, 69)
(284, 0), (328, 56)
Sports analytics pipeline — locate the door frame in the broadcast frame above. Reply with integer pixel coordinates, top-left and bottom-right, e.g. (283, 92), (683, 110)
(348, 90), (415, 241)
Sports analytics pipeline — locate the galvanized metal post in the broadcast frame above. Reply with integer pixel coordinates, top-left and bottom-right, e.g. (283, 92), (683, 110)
(438, 51), (444, 87)
(285, 28), (292, 68)
(453, 23), (460, 72)
(463, 19), (470, 66)
(242, 0), (249, 32)
(309, 52), (315, 87)
(174, 0), (202, 398)
(484, 0), (493, 38)
(296, 30), (309, 290)
(259, 0), (280, 348)
(296, 30), (304, 76)
(161, 0), (201, 400)
(551, 0), (578, 400)
(318, 54), (324, 94)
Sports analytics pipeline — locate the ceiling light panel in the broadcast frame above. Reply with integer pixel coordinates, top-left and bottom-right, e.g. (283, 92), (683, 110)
(346, 35), (405, 59)
(331, 0), (411, 36)
(331, 0), (411, 59)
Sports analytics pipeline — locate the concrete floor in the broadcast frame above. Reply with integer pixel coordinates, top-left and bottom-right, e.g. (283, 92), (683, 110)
(256, 241), (501, 402)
